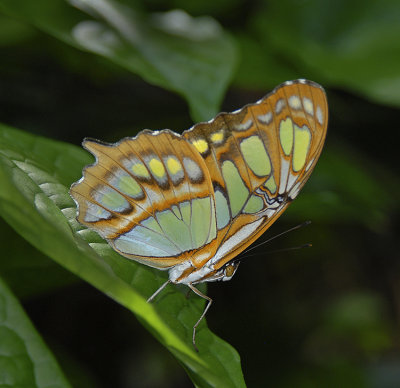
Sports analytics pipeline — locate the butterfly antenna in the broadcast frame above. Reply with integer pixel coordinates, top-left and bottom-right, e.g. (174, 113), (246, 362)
(242, 220), (311, 256)
(240, 243), (312, 260)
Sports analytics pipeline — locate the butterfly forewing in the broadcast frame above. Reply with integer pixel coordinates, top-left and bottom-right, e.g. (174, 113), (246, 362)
(182, 80), (328, 270)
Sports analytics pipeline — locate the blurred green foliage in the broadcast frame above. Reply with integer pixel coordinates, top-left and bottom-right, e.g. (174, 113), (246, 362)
(0, 0), (399, 387)
(0, 277), (72, 387)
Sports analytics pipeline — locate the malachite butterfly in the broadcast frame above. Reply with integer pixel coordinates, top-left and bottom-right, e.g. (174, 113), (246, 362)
(70, 79), (328, 350)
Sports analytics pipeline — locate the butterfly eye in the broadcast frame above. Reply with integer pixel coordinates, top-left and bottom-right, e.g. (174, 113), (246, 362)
(225, 264), (236, 277)
(222, 261), (240, 280)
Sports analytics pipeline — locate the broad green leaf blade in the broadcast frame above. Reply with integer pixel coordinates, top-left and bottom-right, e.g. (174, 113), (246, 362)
(0, 123), (246, 387)
(233, 33), (298, 90)
(0, 275), (72, 388)
(0, 217), (79, 299)
(251, 0), (400, 106)
(0, 0), (237, 121)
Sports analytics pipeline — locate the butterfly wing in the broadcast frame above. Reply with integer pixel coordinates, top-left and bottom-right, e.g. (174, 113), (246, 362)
(70, 130), (217, 270)
(70, 80), (327, 282)
(182, 79), (328, 270)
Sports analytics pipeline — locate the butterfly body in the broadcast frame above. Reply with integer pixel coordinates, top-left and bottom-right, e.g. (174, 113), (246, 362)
(70, 79), (328, 348)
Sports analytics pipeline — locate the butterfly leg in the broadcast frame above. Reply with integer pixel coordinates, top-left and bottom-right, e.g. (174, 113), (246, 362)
(188, 283), (213, 352)
(147, 279), (171, 303)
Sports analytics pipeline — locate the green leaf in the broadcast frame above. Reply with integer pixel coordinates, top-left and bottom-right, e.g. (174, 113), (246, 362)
(236, 0), (400, 106)
(0, 275), (72, 387)
(0, 123), (246, 387)
(0, 13), (35, 46)
(0, 0), (237, 121)
(0, 217), (79, 299)
(233, 33), (298, 90)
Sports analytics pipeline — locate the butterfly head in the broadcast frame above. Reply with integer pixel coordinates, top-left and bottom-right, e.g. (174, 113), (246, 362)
(218, 260), (240, 282)
(206, 260), (240, 283)
(170, 258), (240, 285)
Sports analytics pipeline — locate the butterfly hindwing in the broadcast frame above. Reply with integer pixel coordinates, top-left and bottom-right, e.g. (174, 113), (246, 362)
(70, 130), (217, 269)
